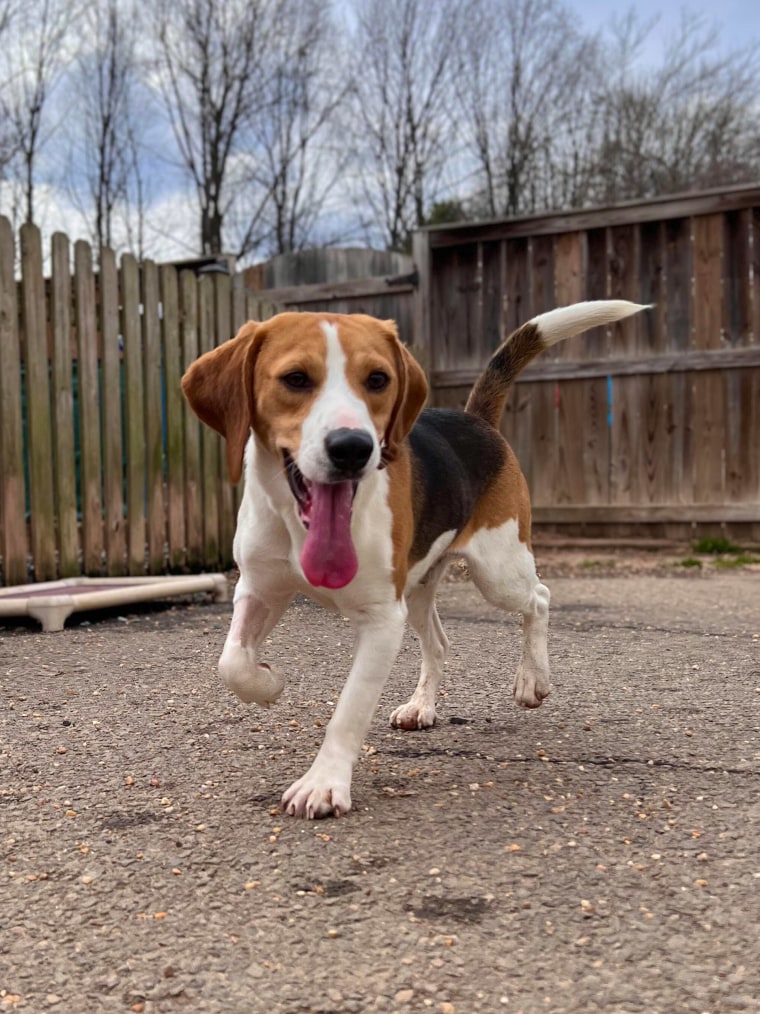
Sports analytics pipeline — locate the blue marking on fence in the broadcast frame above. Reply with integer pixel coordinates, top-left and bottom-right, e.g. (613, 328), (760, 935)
(607, 375), (613, 428)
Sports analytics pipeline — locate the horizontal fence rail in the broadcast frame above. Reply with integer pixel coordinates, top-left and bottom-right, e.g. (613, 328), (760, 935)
(243, 248), (417, 348)
(0, 217), (276, 586)
(414, 185), (760, 540)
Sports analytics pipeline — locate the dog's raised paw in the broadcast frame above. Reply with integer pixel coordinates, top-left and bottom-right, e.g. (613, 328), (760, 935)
(218, 646), (285, 707)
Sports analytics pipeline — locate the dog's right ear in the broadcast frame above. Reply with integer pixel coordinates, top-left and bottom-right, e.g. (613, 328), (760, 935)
(181, 320), (261, 484)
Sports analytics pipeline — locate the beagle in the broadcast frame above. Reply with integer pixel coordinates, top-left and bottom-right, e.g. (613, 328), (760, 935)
(182, 300), (646, 818)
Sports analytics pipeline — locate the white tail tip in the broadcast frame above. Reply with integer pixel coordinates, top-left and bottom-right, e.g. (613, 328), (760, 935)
(531, 300), (651, 347)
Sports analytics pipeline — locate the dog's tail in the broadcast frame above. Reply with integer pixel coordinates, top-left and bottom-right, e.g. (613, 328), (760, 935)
(465, 300), (650, 428)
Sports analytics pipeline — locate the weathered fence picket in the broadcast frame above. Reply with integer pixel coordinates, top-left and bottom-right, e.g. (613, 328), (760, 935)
(0, 218), (279, 586)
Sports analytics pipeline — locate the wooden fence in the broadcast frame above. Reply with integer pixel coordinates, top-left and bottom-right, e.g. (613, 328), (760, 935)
(3, 187), (760, 587)
(413, 184), (760, 541)
(0, 217), (277, 586)
(242, 248), (416, 346)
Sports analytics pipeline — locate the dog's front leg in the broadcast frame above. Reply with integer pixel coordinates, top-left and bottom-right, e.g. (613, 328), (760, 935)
(282, 600), (407, 819)
(218, 588), (292, 707)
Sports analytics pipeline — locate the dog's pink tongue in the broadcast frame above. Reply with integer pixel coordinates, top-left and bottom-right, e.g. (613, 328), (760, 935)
(300, 481), (357, 589)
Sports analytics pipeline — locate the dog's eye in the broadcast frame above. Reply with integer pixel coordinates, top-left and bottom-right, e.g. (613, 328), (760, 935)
(281, 371), (313, 391)
(366, 371), (390, 392)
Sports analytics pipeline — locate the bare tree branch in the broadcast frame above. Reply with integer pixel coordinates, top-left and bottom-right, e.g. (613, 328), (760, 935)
(3, 0), (74, 223)
(348, 0), (462, 250)
(153, 0), (273, 255)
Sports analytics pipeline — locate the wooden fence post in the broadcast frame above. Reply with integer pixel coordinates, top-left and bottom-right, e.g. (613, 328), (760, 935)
(198, 274), (220, 567)
(161, 264), (186, 571)
(100, 245), (127, 575)
(50, 232), (80, 578)
(0, 217), (28, 585)
(20, 223), (56, 581)
(214, 273), (235, 563)
(411, 229), (431, 375)
(74, 239), (104, 574)
(142, 260), (165, 573)
(180, 271), (203, 570)
(121, 253), (146, 574)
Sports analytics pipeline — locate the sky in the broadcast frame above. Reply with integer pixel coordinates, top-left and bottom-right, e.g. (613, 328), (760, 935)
(572, 0), (760, 56)
(4, 0), (760, 265)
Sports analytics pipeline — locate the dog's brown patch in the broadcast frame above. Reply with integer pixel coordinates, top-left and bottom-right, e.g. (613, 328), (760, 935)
(451, 443), (532, 550)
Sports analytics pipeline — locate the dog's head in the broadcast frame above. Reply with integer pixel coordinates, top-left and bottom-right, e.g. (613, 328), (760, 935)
(181, 311), (428, 588)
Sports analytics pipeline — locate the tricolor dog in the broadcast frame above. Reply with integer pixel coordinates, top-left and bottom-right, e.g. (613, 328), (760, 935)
(182, 300), (646, 818)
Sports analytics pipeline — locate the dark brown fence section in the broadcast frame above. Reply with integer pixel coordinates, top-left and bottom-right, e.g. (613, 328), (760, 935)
(413, 185), (760, 540)
(0, 217), (277, 586)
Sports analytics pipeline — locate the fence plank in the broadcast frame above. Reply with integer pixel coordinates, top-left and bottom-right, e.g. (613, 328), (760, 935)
(751, 210), (760, 540)
(553, 232), (586, 503)
(663, 218), (694, 504)
(20, 223), (56, 581)
(581, 227), (611, 505)
(411, 230), (432, 375)
(692, 216), (725, 504)
(231, 276), (248, 333)
(528, 236), (557, 505)
(553, 231), (583, 359)
(431, 244), (480, 370)
(121, 254), (146, 574)
(638, 221), (665, 352)
(722, 209), (751, 346)
(502, 380), (534, 492)
(161, 265), (185, 570)
(504, 236), (530, 333)
(608, 225), (640, 505)
(214, 274), (236, 562)
(50, 233), (79, 577)
(142, 261), (165, 572)
(100, 246), (127, 575)
(198, 275), (220, 567)
(180, 271), (203, 570)
(0, 217), (28, 585)
(530, 234), (555, 313)
(74, 240), (104, 573)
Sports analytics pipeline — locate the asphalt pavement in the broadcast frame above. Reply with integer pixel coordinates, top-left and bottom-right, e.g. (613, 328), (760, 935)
(1, 569), (759, 1013)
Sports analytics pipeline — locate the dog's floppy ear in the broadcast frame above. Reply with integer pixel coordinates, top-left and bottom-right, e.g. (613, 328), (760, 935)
(181, 320), (262, 484)
(382, 321), (428, 463)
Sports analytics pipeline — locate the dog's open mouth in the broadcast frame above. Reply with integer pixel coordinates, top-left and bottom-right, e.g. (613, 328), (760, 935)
(283, 450), (359, 590)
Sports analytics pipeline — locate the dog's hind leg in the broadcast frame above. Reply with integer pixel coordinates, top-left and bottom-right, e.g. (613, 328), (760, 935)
(460, 519), (550, 709)
(390, 559), (449, 730)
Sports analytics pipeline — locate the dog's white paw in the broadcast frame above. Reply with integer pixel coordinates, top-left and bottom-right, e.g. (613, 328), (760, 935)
(513, 667), (550, 709)
(218, 645), (285, 708)
(281, 761), (352, 819)
(389, 700), (437, 730)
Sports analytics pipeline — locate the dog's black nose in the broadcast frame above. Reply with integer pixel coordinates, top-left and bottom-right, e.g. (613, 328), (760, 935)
(325, 428), (374, 474)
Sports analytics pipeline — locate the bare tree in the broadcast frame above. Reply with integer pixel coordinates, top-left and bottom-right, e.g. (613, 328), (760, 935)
(231, 0), (348, 259)
(153, 0), (275, 256)
(3, 0), (73, 223)
(0, 0), (17, 184)
(456, 0), (599, 219)
(348, 0), (462, 250)
(590, 11), (760, 204)
(67, 0), (141, 251)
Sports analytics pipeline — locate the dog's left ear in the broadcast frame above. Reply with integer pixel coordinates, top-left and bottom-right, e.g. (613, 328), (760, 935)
(181, 320), (262, 484)
(382, 321), (428, 463)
